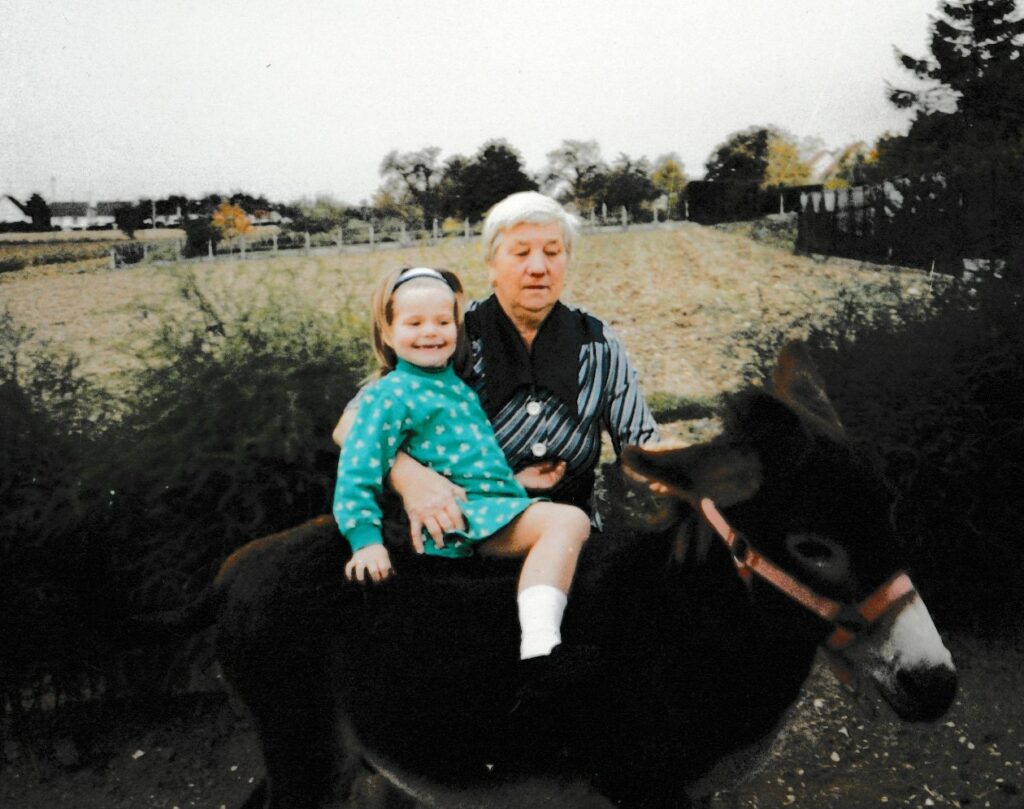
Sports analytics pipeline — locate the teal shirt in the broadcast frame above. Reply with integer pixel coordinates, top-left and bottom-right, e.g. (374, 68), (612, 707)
(333, 360), (537, 558)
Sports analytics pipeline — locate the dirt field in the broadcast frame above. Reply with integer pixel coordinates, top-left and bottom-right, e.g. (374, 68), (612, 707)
(0, 222), (929, 400)
(4, 223), (1017, 809)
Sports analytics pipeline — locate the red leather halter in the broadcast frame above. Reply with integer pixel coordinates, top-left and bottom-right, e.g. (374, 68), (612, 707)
(699, 498), (916, 660)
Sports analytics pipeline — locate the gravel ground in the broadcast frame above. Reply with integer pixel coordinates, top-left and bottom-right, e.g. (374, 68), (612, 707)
(2, 630), (1020, 809)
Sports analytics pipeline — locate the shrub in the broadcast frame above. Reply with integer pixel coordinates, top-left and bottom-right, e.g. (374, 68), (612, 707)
(0, 273), (372, 707)
(182, 217), (221, 258)
(738, 274), (1024, 627)
(99, 271), (369, 621)
(0, 310), (114, 715)
(0, 256), (27, 273)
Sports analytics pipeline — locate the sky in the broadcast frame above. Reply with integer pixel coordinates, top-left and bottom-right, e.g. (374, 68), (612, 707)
(0, 0), (941, 206)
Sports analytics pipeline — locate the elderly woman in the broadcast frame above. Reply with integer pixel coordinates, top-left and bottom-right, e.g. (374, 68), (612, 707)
(334, 191), (659, 545)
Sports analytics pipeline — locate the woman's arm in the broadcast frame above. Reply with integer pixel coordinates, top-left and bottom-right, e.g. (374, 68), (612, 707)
(601, 326), (661, 453)
(388, 454), (467, 553)
(333, 404), (467, 551)
(332, 408), (356, 447)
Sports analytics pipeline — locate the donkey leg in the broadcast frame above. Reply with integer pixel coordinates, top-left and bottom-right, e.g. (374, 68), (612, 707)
(246, 663), (361, 809)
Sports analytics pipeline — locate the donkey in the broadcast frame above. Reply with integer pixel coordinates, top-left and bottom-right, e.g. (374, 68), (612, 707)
(143, 343), (957, 808)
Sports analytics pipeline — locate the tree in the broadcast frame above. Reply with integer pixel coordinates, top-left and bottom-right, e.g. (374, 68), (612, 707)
(764, 137), (811, 187)
(379, 147), (444, 224)
(114, 203), (147, 237)
(704, 127), (771, 184)
(876, 0), (1024, 261)
(822, 142), (874, 189)
(182, 216), (221, 258)
(443, 140), (538, 221)
(543, 139), (608, 212)
(288, 195), (353, 233)
(878, 0), (1024, 176)
(211, 201), (252, 241)
(651, 154), (688, 211)
(705, 126), (811, 188)
(602, 154), (660, 220)
(23, 194), (51, 230)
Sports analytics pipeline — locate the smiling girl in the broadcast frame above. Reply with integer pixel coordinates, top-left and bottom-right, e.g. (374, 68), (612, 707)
(333, 266), (591, 663)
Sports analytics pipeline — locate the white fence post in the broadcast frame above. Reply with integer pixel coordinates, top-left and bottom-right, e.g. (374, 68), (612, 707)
(110, 248), (117, 269)
(621, 206), (628, 229)
(304, 232), (311, 253)
(432, 218), (439, 242)
(208, 240), (213, 259)
(272, 233), (278, 252)
(369, 223), (375, 248)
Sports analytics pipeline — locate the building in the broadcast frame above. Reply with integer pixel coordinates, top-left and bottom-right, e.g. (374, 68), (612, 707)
(0, 195), (32, 225)
(50, 201), (128, 230)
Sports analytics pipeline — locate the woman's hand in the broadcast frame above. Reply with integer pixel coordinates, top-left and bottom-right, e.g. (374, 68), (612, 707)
(389, 453), (467, 553)
(345, 545), (394, 584)
(514, 460), (567, 493)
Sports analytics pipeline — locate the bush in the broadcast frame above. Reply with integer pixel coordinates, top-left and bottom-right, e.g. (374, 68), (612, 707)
(0, 310), (114, 715)
(0, 256), (27, 273)
(738, 274), (1024, 627)
(0, 275), (372, 708)
(182, 217), (221, 258)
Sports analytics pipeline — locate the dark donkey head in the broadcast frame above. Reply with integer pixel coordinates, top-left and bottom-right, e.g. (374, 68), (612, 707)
(624, 342), (957, 722)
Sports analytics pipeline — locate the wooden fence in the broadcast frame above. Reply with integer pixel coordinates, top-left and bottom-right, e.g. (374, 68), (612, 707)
(797, 180), (1022, 276)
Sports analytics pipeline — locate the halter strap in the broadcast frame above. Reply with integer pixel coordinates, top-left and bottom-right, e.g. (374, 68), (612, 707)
(698, 498), (916, 654)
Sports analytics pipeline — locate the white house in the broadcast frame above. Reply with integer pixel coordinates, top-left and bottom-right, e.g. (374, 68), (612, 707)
(50, 201), (127, 230)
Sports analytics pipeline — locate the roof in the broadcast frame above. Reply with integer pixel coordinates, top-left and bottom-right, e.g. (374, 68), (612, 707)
(0, 195), (31, 223)
(50, 201), (89, 217)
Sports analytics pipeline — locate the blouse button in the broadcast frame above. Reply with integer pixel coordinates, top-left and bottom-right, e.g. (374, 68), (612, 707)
(531, 442), (547, 458)
(526, 400), (542, 416)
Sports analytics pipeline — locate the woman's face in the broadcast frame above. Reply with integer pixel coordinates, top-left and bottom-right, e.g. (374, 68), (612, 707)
(486, 221), (568, 323)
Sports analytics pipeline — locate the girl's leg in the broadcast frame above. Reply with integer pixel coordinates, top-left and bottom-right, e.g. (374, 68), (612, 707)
(480, 502), (591, 658)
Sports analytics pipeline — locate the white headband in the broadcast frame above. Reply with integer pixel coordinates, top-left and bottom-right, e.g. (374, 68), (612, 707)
(393, 267), (451, 290)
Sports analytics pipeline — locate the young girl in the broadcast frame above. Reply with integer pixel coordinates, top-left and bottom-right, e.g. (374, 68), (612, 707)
(333, 266), (591, 661)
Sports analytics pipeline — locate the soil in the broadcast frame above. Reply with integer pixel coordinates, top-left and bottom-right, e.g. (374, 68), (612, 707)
(2, 629), (1021, 809)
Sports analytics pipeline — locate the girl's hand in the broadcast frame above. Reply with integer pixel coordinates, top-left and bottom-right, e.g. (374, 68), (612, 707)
(389, 453), (467, 553)
(345, 545), (394, 584)
(515, 460), (567, 492)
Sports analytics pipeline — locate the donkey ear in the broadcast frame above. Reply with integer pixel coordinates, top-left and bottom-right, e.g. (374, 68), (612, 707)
(771, 342), (845, 440)
(622, 442), (762, 508)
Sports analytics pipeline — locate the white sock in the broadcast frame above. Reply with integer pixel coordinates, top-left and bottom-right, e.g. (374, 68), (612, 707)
(517, 584), (568, 660)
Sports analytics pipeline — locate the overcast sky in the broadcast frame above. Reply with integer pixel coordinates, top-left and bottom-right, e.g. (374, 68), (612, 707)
(0, 0), (941, 205)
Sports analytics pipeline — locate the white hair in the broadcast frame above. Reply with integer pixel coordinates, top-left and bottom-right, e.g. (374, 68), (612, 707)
(481, 191), (579, 261)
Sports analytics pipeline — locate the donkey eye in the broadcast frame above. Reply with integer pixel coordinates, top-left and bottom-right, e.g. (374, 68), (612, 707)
(785, 533), (850, 583)
(792, 539), (834, 561)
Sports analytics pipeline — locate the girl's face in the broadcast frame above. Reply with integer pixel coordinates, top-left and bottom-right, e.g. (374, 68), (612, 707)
(384, 282), (458, 369)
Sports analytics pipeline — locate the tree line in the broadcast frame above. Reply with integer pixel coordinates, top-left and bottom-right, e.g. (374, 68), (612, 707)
(11, 0), (1021, 268)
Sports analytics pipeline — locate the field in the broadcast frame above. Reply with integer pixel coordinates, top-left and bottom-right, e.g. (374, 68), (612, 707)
(3, 223), (1021, 809)
(0, 222), (928, 400)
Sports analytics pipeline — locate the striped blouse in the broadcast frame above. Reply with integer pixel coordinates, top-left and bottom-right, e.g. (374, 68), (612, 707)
(462, 297), (659, 522)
